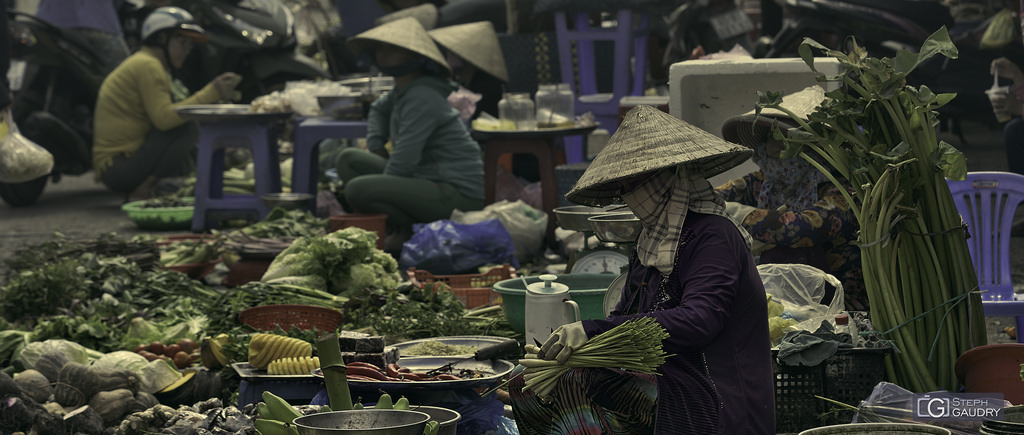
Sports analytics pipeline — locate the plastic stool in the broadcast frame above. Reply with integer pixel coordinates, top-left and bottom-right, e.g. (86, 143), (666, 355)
(291, 117), (369, 212)
(191, 120), (282, 232)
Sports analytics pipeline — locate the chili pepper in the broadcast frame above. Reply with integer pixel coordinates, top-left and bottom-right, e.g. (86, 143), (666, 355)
(345, 366), (393, 381)
(385, 363), (403, 378)
(345, 362), (383, 370)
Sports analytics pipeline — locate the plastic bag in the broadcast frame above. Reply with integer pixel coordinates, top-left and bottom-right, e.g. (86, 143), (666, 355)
(853, 381), (1009, 434)
(758, 263), (845, 333)
(980, 8), (1017, 50)
(399, 219), (519, 275)
(451, 200), (548, 263)
(0, 108), (54, 183)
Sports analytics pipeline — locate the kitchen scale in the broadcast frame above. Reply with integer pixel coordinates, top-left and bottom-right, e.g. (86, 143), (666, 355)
(553, 206), (641, 275)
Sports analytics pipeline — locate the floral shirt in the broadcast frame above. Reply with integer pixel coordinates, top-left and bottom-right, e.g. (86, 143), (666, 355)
(716, 171), (869, 310)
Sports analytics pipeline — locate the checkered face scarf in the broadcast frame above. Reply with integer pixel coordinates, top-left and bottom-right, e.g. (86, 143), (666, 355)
(621, 166), (752, 275)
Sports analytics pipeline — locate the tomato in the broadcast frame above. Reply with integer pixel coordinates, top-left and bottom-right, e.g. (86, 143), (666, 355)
(178, 338), (197, 354)
(149, 341), (165, 356)
(173, 351), (190, 369)
(164, 344), (183, 358)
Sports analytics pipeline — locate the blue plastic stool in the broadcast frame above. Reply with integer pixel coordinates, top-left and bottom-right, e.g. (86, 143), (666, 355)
(191, 120), (283, 232)
(554, 9), (649, 163)
(291, 117), (369, 212)
(946, 171), (1024, 342)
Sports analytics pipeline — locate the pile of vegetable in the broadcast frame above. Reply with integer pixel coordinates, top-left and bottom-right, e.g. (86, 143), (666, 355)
(259, 227), (401, 297)
(762, 28), (986, 391)
(516, 317), (671, 398)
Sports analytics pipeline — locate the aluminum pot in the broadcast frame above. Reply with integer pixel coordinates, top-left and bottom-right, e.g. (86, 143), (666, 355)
(588, 212), (642, 243)
(553, 204), (625, 232)
(293, 409), (430, 435)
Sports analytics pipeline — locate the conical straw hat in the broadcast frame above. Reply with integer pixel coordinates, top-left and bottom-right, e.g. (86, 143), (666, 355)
(566, 105), (753, 206)
(429, 21), (509, 83)
(347, 16), (450, 76)
(721, 85), (826, 149)
(374, 3), (438, 30)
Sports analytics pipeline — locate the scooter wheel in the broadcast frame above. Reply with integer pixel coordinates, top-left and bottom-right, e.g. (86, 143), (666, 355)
(0, 176), (47, 207)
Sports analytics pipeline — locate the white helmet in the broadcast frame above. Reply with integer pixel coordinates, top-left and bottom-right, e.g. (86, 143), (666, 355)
(141, 7), (207, 43)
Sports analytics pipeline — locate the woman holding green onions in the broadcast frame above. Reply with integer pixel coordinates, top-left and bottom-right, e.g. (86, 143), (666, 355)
(509, 105), (775, 434)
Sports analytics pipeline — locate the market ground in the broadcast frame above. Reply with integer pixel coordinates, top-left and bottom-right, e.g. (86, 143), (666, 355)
(0, 118), (1021, 344)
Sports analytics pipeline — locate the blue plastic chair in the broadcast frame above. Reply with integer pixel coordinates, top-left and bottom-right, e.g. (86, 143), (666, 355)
(553, 9), (649, 162)
(946, 171), (1024, 342)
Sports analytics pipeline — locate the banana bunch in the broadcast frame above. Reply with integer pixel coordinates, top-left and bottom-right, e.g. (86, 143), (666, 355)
(372, 393), (441, 435)
(267, 356), (320, 375)
(200, 333), (230, 370)
(159, 240), (220, 266)
(248, 333), (313, 370)
(254, 391), (301, 435)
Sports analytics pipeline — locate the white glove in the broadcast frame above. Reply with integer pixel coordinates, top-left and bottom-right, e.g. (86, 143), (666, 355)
(538, 321), (587, 365)
(724, 201), (758, 226)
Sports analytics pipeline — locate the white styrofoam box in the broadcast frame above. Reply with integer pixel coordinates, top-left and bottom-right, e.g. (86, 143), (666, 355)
(668, 57), (843, 186)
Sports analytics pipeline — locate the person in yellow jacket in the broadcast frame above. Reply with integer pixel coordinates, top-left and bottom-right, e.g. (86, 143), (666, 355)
(93, 6), (240, 202)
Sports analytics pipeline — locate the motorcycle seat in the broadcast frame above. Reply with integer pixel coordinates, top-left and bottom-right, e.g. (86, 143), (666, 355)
(836, 0), (954, 34)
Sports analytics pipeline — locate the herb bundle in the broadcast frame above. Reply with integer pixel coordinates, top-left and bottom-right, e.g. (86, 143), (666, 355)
(760, 28), (987, 391)
(517, 317), (671, 397)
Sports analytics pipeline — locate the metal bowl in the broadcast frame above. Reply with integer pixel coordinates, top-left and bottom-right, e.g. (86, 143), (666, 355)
(589, 212), (642, 243)
(318, 94), (365, 119)
(262, 192), (314, 210)
(293, 409), (431, 435)
(339, 75), (395, 92)
(553, 204), (627, 232)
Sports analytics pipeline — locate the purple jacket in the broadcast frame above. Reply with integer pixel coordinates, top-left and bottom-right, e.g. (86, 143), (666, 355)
(583, 213), (776, 434)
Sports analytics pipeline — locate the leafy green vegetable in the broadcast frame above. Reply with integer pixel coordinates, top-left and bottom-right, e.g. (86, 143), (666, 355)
(259, 227), (401, 297)
(763, 28), (986, 392)
(17, 339), (103, 369)
(231, 208), (328, 239)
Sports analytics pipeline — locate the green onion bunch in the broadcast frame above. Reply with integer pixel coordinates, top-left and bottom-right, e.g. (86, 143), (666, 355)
(759, 28), (987, 392)
(519, 317), (671, 397)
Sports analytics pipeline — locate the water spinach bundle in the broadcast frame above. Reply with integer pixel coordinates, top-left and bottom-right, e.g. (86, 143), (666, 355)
(759, 28), (987, 392)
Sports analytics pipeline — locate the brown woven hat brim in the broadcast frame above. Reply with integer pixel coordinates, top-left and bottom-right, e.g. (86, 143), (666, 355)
(566, 105), (753, 206)
(347, 17), (451, 76)
(721, 85), (825, 149)
(428, 21), (509, 82)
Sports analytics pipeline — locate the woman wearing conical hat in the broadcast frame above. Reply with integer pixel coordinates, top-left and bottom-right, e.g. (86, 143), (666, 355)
(718, 86), (865, 310)
(336, 17), (485, 252)
(510, 105), (776, 434)
(429, 21), (508, 120)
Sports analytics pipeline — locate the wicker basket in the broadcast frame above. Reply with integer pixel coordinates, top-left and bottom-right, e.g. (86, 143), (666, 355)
(239, 304), (344, 332)
(407, 264), (516, 308)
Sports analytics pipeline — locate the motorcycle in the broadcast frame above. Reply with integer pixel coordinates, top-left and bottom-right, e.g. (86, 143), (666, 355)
(1, 9), (108, 207)
(171, 0), (333, 102)
(1, 0), (332, 207)
(660, 0), (756, 66)
(752, 0), (1007, 139)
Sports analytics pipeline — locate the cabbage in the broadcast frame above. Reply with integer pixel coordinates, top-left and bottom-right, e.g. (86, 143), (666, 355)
(138, 359), (182, 393)
(92, 351), (149, 373)
(17, 339), (102, 369)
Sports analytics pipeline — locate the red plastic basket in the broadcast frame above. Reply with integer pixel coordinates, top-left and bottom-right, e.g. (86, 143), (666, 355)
(407, 264), (516, 308)
(239, 304), (344, 332)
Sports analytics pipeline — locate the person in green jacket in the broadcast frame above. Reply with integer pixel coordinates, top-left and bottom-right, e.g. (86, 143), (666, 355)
(338, 17), (486, 251)
(92, 7), (240, 202)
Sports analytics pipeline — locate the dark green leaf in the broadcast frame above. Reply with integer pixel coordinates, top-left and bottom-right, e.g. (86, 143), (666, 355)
(935, 141), (967, 180)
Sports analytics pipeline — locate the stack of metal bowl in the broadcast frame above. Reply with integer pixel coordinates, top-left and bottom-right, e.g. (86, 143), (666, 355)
(261, 193), (314, 211)
(588, 212), (642, 243)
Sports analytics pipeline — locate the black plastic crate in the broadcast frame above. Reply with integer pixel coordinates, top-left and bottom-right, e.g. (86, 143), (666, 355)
(773, 346), (891, 433)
